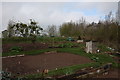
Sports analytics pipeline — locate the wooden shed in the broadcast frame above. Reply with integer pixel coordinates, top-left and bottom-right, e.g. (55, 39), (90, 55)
(85, 40), (97, 53)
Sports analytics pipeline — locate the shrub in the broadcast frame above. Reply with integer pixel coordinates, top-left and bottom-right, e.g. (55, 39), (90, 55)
(10, 46), (23, 52)
(57, 43), (76, 48)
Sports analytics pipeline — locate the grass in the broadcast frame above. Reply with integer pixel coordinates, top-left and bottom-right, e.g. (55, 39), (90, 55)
(97, 44), (111, 52)
(2, 48), (54, 57)
(2, 37), (67, 44)
(2, 37), (32, 44)
(36, 37), (66, 43)
(57, 48), (115, 64)
(23, 62), (101, 78)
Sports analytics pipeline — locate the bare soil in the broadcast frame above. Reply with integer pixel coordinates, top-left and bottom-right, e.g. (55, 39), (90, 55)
(2, 52), (92, 76)
(95, 68), (120, 78)
(2, 42), (49, 53)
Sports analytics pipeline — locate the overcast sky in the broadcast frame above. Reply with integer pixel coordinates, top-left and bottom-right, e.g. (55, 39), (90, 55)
(1, 2), (118, 34)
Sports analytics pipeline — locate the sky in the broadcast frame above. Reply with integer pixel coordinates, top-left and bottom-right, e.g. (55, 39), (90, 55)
(0, 1), (118, 34)
(1, 0), (120, 2)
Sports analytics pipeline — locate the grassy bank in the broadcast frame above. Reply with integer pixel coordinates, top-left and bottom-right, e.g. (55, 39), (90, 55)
(2, 37), (66, 44)
(24, 62), (100, 78)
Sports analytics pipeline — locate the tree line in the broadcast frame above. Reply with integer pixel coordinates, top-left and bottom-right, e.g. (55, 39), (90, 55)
(2, 12), (120, 51)
(59, 12), (120, 51)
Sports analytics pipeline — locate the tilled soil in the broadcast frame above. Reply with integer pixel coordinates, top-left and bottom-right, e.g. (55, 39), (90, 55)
(2, 52), (92, 76)
(2, 42), (49, 53)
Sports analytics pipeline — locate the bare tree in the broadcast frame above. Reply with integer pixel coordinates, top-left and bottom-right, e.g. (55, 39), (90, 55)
(2, 30), (8, 38)
(47, 25), (57, 36)
(7, 20), (15, 37)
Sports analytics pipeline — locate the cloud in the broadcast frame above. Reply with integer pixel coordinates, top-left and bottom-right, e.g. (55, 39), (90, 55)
(1, 0), (120, 2)
(0, 2), (2, 37)
(1, 2), (118, 33)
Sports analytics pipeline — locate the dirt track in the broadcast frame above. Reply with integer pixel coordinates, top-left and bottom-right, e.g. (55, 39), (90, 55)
(2, 52), (92, 76)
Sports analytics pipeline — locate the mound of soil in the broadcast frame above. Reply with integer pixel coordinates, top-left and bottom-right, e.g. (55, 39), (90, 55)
(2, 52), (92, 76)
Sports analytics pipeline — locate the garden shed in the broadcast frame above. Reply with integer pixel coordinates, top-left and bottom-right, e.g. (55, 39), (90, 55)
(85, 40), (97, 53)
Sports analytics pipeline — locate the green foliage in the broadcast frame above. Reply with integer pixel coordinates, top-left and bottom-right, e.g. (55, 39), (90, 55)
(112, 62), (120, 68)
(2, 37), (66, 44)
(2, 37), (32, 44)
(97, 44), (111, 52)
(36, 37), (66, 43)
(45, 62), (100, 77)
(30, 35), (37, 44)
(66, 37), (74, 41)
(10, 46), (23, 52)
(56, 42), (77, 48)
(59, 17), (119, 51)
(60, 21), (83, 37)
(23, 62), (100, 78)
(2, 71), (11, 79)
(3, 48), (54, 57)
